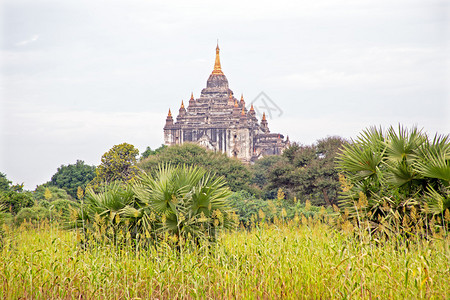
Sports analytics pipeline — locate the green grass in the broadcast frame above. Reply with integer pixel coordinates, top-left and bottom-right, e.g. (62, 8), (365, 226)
(1, 220), (449, 299)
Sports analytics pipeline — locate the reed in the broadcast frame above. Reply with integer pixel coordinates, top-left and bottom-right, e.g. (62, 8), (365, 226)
(1, 216), (448, 299)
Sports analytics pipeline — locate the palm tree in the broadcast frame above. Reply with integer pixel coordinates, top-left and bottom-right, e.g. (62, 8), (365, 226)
(336, 125), (450, 236)
(73, 183), (134, 244)
(74, 164), (236, 247)
(127, 164), (236, 245)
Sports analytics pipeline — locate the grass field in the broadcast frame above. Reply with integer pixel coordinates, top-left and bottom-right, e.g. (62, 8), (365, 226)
(1, 219), (449, 299)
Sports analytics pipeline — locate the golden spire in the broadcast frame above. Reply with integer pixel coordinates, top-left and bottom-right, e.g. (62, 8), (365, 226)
(181, 100), (185, 109)
(234, 100), (239, 108)
(241, 107), (245, 116)
(229, 93), (233, 99)
(190, 92), (194, 100)
(250, 104), (254, 111)
(212, 42), (224, 75)
(262, 112), (266, 121)
(241, 94), (244, 101)
(168, 109), (172, 117)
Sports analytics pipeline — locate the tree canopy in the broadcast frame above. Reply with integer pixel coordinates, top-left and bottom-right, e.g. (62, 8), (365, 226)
(50, 160), (96, 198)
(138, 143), (252, 192)
(0, 174), (34, 215)
(263, 136), (347, 205)
(94, 143), (140, 185)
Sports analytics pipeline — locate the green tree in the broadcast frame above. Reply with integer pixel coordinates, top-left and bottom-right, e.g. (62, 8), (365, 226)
(337, 125), (450, 236)
(140, 144), (167, 160)
(50, 160), (96, 198)
(94, 143), (139, 184)
(138, 143), (252, 192)
(0, 173), (11, 192)
(0, 183), (34, 215)
(34, 185), (72, 202)
(266, 136), (347, 205)
(250, 155), (284, 197)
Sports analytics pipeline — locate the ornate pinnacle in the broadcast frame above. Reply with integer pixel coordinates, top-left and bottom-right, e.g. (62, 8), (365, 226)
(241, 107), (246, 116)
(168, 109), (172, 117)
(250, 104), (254, 111)
(190, 92), (194, 100)
(180, 100), (185, 109)
(234, 100), (239, 108)
(212, 43), (224, 75)
(262, 112), (266, 121)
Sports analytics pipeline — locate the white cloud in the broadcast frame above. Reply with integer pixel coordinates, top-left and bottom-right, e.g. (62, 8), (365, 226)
(15, 34), (39, 46)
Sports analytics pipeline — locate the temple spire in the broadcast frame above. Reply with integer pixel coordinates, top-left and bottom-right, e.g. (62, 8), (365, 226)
(180, 100), (185, 109)
(212, 42), (224, 75)
(168, 109), (172, 117)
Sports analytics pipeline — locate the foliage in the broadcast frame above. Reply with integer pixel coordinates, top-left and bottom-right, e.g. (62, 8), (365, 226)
(250, 155), (284, 198)
(337, 125), (450, 236)
(1, 220), (448, 298)
(227, 190), (329, 225)
(0, 183), (34, 215)
(140, 144), (167, 160)
(0, 172), (11, 191)
(94, 143), (140, 185)
(33, 185), (72, 202)
(49, 160), (96, 198)
(75, 164), (236, 246)
(138, 143), (252, 192)
(14, 206), (51, 225)
(14, 199), (80, 226)
(266, 136), (347, 205)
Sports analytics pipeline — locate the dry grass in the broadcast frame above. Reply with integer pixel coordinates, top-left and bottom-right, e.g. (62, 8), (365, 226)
(1, 218), (449, 299)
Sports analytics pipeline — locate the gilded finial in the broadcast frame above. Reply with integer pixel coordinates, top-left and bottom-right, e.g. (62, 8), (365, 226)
(168, 109), (172, 117)
(229, 93), (233, 99)
(234, 100), (238, 108)
(241, 94), (244, 101)
(181, 100), (185, 109)
(241, 107), (245, 116)
(250, 104), (254, 111)
(212, 42), (224, 75)
(262, 112), (266, 121)
(190, 92), (194, 100)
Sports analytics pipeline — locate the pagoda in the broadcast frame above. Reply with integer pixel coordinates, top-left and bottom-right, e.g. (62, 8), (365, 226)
(164, 44), (289, 162)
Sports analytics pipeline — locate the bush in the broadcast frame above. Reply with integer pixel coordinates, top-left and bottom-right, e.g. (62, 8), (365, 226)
(15, 206), (51, 225)
(337, 125), (450, 237)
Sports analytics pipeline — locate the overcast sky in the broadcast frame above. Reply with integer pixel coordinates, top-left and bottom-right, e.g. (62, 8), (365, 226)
(1, 0), (449, 189)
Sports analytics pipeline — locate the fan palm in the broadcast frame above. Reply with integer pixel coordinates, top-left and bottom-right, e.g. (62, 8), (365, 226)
(74, 183), (134, 243)
(337, 125), (450, 236)
(127, 164), (236, 245)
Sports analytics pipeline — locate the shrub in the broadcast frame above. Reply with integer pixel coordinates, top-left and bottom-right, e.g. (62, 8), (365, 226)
(336, 125), (450, 237)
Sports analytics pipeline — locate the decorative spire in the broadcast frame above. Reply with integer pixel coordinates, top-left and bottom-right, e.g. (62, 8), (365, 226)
(240, 94), (245, 106)
(180, 100), (185, 109)
(190, 92), (194, 101)
(212, 42), (224, 75)
(261, 112), (269, 132)
(234, 100), (239, 108)
(250, 104), (255, 111)
(165, 108), (174, 127)
(241, 107), (246, 116)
